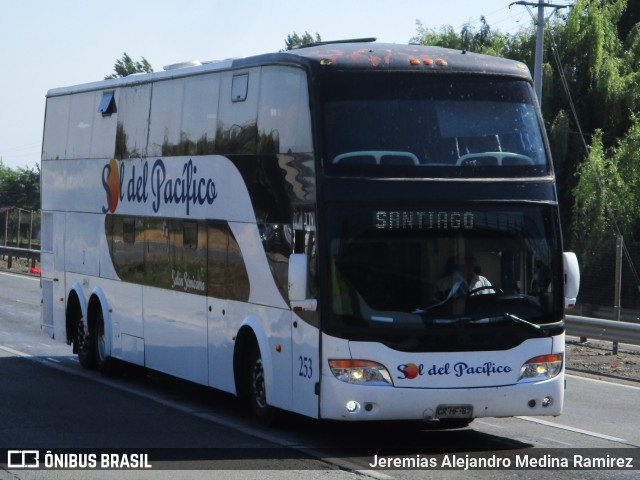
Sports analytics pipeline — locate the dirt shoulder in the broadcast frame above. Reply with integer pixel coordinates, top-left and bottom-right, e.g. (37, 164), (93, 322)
(0, 257), (40, 276)
(566, 336), (640, 385)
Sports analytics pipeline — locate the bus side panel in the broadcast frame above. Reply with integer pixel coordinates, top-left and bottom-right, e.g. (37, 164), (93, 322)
(291, 314), (320, 418)
(143, 286), (208, 385)
(209, 301), (293, 411)
(65, 213), (101, 277)
(65, 275), (144, 365)
(207, 296), (231, 392)
(40, 210), (66, 341)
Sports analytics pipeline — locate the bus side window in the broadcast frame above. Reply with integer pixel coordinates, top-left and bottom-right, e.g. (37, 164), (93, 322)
(226, 229), (250, 302)
(207, 222), (250, 302)
(108, 215), (145, 281)
(115, 84), (151, 159)
(207, 223), (228, 299)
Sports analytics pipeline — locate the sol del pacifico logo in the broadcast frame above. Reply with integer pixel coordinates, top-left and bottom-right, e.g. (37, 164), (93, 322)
(102, 158), (120, 213)
(101, 157), (218, 215)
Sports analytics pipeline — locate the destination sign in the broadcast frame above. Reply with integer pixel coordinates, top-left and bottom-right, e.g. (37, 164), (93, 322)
(374, 210), (474, 230)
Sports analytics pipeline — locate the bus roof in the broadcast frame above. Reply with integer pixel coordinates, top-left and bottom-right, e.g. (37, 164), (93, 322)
(47, 42), (532, 97)
(243, 42), (532, 78)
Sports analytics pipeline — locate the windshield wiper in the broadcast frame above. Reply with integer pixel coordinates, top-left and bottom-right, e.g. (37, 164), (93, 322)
(444, 313), (546, 335)
(504, 312), (545, 335)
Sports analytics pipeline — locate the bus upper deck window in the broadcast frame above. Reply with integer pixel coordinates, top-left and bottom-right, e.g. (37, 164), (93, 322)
(231, 74), (249, 102)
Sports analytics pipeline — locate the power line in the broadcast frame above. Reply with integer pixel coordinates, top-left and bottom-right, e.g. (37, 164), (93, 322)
(509, 1), (572, 101)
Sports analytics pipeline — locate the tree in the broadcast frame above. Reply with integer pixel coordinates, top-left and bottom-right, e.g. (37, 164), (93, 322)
(0, 161), (40, 210)
(105, 52), (153, 79)
(411, 17), (512, 57)
(283, 32), (322, 51)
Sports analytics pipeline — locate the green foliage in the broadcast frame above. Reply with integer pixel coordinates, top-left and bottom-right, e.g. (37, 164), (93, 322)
(572, 114), (640, 259)
(412, 17), (514, 57)
(0, 161), (40, 210)
(283, 32), (322, 51)
(105, 52), (153, 80)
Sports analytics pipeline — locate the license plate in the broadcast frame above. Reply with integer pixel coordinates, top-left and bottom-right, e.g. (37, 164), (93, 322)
(436, 404), (473, 419)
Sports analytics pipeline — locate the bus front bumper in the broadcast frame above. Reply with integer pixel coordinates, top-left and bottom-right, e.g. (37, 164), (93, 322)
(319, 372), (564, 421)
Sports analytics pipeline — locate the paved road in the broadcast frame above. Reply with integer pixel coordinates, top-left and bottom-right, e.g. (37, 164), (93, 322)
(0, 271), (638, 479)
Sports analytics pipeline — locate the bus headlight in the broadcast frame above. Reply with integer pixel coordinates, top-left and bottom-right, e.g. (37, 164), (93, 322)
(328, 359), (393, 386)
(518, 354), (563, 382)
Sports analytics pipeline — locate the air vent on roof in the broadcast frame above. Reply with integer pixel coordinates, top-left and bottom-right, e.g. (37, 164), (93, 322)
(293, 37), (377, 49)
(162, 60), (202, 71)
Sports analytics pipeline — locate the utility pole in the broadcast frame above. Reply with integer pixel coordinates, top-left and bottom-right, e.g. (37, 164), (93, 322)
(510, 1), (571, 104)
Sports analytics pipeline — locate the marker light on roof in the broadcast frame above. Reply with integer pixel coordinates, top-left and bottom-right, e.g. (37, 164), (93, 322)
(424, 59), (433, 65)
(409, 58), (420, 65)
(436, 59), (447, 66)
(319, 58), (333, 66)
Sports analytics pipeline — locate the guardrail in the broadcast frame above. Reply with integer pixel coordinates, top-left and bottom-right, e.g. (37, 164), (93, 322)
(566, 314), (640, 347)
(0, 246), (40, 269)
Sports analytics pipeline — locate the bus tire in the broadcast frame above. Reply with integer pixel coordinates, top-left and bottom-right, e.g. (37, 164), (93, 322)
(247, 344), (277, 425)
(94, 309), (119, 376)
(76, 314), (97, 370)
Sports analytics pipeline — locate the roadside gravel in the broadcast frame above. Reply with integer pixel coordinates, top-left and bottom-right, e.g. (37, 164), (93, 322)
(566, 336), (640, 384)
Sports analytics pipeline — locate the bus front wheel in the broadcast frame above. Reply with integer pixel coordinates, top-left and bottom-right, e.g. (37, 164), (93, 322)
(247, 345), (277, 425)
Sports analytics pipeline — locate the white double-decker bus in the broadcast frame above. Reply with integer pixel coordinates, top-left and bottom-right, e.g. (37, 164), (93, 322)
(41, 40), (579, 426)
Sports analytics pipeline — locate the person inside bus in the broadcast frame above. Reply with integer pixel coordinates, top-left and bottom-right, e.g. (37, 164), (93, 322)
(468, 266), (494, 295)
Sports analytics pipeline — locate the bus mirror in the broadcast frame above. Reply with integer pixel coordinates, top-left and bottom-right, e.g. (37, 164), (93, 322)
(563, 252), (580, 309)
(289, 253), (317, 311)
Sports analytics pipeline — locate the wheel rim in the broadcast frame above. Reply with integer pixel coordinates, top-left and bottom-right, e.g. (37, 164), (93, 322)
(77, 320), (90, 356)
(251, 356), (267, 409)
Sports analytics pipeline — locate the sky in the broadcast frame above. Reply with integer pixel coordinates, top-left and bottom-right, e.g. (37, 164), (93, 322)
(0, 0), (545, 171)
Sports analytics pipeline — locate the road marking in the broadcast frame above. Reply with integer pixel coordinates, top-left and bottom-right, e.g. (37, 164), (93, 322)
(516, 416), (627, 443)
(541, 436), (573, 446)
(475, 420), (505, 430)
(0, 344), (30, 357)
(0, 342), (385, 479)
(567, 373), (640, 391)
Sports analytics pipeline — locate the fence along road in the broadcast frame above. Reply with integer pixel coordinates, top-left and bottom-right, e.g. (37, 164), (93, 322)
(566, 315), (640, 346)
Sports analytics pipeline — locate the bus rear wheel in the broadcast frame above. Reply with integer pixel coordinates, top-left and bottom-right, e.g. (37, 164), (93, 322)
(76, 316), (97, 370)
(247, 345), (277, 425)
(94, 309), (119, 376)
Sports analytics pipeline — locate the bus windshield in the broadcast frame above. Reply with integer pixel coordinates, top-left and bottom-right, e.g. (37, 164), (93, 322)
(326, 205), (563, 351)
(320, 74), (549, 178)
